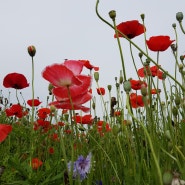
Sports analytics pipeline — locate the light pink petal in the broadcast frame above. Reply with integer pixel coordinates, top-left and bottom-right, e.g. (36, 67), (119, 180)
(64, 60), (84, 75)
(42, 63), (82, 87)
(53, 75), (92, 101)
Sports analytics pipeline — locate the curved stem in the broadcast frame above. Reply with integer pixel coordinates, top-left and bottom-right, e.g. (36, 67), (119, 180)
(95, 0), (185, 91)
(113, 20), (127, 81)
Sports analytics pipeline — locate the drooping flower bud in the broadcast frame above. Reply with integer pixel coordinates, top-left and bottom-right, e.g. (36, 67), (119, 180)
(27, 45), (36, 57)
(109, 10), (116, 21)
(176, 12), (183, 22)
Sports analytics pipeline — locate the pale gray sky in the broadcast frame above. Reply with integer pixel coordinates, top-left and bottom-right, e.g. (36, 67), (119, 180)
(0, 0), (185, 116)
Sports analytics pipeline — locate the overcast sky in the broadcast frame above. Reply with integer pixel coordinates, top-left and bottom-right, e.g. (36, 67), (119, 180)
(1, 0), (185, 116)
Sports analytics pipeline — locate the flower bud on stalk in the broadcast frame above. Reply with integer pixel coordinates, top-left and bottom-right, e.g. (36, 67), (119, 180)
(123, 80), (131, 93)
(176, 12), (184, 22)
(172, 23), (176, 28)
(141, 85), (147, 96)
(109, 10), (116, 21)
(172, 106), (178, 117)
(180, 55), (184, 61)
(27, 45), (36, 57)
(94, 72), (99, 82)
(175, 96), (181, 106)
(140, 14), (145, 21)
(107, 85), (112, 91)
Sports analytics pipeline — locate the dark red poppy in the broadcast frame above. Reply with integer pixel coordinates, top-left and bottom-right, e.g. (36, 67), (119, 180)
(3, 73), (29, 89)
(97, 87), (105, 95)
(146, 36), (175, 51)
(5, 104), (28, 118)
(0, 124), (12, 142)
(130, 79), (147, 90)
(79, 60), (99, 71)
(73, 114), (93, 124)
(27, 99), (42, 107)
(31, 158), (43, 170)
(48, 147), (54, 154)
(37, 108), (51, 119)
(129, 93), (145, 108)
(114, 20), (145, 39)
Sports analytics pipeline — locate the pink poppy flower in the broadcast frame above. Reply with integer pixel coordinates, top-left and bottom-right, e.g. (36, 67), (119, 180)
(42, 60), (84, 87)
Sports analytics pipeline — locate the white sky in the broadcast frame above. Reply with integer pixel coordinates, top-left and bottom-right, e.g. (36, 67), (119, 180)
(0, 0), (185, 116)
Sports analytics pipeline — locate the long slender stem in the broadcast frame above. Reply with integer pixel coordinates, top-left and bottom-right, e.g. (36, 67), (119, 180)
(95, 0), (185, 91)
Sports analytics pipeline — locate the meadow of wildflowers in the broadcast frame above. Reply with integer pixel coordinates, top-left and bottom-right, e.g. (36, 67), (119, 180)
(1, 1), (185, 185)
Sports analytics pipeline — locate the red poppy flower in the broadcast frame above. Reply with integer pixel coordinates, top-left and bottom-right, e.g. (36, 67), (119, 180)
(114, 20), (145, 39)
(79, 60), (99, 71)
(73, 114), (93, 124)
(97, 87), (105, 95)
(37, 108), (51, 119)
(0, 124), (12, 142)
(3, 73), (29, 89)
(137, 65), (164, 79)
(48, 147), (54, 154)
(31, 158), (43, 170)
(27, 99), (42, 107)
(42, 60), (84, 87)
(130, 79), (147, 90)
(129, 93), (145, 108)
(5, 104), (28, 118)
(146, 36), (175, 51)
(150, 89), (161, 94)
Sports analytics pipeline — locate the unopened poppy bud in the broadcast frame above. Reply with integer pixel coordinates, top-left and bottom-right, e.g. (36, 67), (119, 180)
(116, 83), (119, 88)
(179, 64), (183, 71)
(180, 55), (184, 61)
(50, 105), (56, 112)
(123, 80), (131, 93)
(140, 14), (145, 20)
(94, 72), (99, 82)
(145, 59), (150, 65)
(109, 10), (116, 21)
(172, 106), (178, 117)
(171, 44), (177, 52)
(161, 101), (165, 106)
(175, 96), (181, 106)
(162, 72), (167, 80)
(119, 71), (123, 84)
(107, 85), (112, 91)
(92, 102), (96, 110)
(162, 171), (173, 185)
(138, 52), (143, 58)
(141, 85), (147, 96)
(48, 83), (54, 95)
(27, 45), (36, 57)
(176, 12), (183, 22)
(172, 23), (176, 28)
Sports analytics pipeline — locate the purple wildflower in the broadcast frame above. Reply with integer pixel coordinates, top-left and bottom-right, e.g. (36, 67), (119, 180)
(68, 152), (92, 181)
